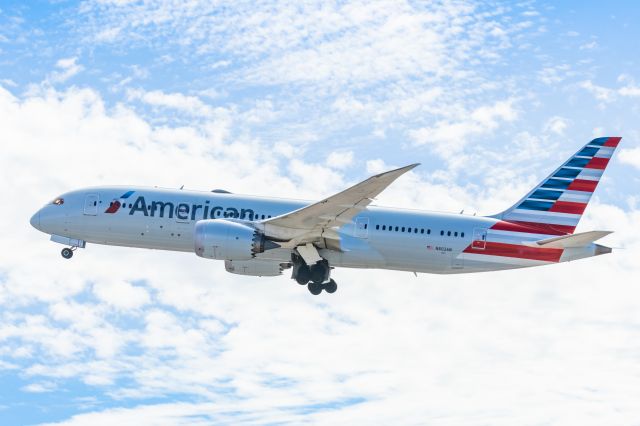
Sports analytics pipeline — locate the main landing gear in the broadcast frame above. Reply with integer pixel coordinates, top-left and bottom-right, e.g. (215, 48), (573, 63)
(291, 254), (338, 295)
(61, 247), (75, 259)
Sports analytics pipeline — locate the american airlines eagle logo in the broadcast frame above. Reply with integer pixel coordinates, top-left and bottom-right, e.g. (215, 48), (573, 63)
(105, 190), (135, 214)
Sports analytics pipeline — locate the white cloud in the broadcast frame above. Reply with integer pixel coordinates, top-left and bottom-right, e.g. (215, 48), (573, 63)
(618, 85), (640, 97)
(579, 80), (615, 102)
(21, 381), (57, 393)
(49, 57), (84, 83)
(326, 151), (354, 169)
(544, 116), (569, 135)
(578, 76), (640, 102)
(618, 147), (640, 169)
(579, 41), (598, 50)
(0, 78), (17, 87)
(92, 280), (150, 310)
(126, 89), (217, 118)
(409, 99), (518, 158)
(538, 64), (571, 85)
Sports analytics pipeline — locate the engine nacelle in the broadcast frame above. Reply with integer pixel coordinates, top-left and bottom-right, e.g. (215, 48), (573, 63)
(225, 260), (288, 276)
(194, 219), (276, 260)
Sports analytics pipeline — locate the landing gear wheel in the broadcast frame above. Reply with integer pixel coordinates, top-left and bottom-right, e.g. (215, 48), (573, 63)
(310, 261), (329, 284)
(295, 265), (311, 285)
(325, 279), (337, 294)
(61, 248), (73, 259)
(308, 281), (323, 295)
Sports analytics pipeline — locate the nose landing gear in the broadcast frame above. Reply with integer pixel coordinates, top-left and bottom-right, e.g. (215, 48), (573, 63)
(61, 247), (75, 259)
(291, 253), (338, 295)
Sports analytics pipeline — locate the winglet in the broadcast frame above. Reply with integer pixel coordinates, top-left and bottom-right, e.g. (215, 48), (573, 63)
(373, 163), (420, 179)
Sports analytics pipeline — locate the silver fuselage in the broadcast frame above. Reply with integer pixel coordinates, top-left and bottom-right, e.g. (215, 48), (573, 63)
(30, 186), (603, 274)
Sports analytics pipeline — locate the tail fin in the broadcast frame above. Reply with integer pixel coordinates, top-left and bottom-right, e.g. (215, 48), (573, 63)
(493, 137), (621, 235)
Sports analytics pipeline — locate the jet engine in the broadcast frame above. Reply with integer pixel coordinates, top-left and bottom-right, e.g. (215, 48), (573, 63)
(194, 219), (279, 260)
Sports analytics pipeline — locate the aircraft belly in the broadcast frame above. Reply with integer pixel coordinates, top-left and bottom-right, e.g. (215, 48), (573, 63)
(78, 215), (193, 252)
(368, 234), (449, 273)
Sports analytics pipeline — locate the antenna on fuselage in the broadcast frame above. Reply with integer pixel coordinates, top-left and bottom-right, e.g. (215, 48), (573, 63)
(180, 185), (184, 190)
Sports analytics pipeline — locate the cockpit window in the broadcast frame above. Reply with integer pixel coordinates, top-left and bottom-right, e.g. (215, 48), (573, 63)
(52, 198), (64, 205)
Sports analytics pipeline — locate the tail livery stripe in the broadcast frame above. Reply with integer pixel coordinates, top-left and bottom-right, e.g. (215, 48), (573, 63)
(567, 179), (598, 192)
(548, 201), (587, 215)
(495, 137), (621, 235)
(604, 137), (622, 147)
(585, 157), (609, 169)
(491, 220), (576, 236)
(463, 242), (563, 262)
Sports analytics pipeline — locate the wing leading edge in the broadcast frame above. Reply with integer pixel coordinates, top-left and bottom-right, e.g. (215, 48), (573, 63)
(261, 163), (419, 246)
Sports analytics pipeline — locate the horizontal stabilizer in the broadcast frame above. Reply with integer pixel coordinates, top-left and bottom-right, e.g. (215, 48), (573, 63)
(526, 230), (612, 249)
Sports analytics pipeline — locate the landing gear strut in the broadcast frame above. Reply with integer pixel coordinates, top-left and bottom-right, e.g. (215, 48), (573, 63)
(61, 247), (75, 259)
(291, 253), (338, 295)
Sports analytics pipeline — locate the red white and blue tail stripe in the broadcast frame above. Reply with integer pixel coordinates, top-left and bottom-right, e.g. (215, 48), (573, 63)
(461, 137), (620, 269)
(494, 136), (621, 235)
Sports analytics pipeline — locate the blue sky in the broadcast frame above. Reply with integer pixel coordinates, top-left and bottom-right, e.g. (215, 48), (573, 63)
(1, 1), (640, 425)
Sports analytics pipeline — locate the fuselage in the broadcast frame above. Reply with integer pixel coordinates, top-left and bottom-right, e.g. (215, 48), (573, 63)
(30, 186), (603, 274)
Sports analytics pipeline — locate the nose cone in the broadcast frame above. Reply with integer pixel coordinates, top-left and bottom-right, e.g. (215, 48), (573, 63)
(30, 210), (41, 230)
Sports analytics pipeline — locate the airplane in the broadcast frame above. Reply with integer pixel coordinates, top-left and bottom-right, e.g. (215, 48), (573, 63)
(30, 137), (620, 295)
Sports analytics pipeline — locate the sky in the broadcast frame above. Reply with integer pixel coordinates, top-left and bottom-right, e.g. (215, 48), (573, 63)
(1, 0), (640, 424)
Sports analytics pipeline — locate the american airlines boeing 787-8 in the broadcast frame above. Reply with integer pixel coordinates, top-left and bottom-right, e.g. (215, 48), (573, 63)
(30, 137), (620, 295)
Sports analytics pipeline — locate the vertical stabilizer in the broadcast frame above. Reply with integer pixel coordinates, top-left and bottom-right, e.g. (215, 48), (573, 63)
(494, 137), (621, 235)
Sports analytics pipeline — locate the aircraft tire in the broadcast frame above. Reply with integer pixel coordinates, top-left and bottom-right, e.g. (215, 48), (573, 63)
(310, 262), (329, 284)
(295, 264), (311, 285)
(61, 248), (73, 259)
(308, 282), (323, 295)
(325, 279), (337, 294)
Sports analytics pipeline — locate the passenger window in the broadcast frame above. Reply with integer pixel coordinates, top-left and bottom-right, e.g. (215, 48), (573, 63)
(414, 228), (418, 233)
(447, 231), (451, 236)
(461, 232), (465, 238)
(428, 229), (431, 234)
(420, 229), (424, 234)
(382, 225), (386, 230)
(395, 226), (399, 232)
(402, 227), (405, 232)
(440, 230), (444, 236)
(454, 232), (458, 237)
(376, 224), (380, 230)
(388, 226), (392, 232)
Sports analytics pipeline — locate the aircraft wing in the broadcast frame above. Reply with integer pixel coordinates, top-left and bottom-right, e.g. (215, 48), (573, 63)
(262, 163), (419, 245)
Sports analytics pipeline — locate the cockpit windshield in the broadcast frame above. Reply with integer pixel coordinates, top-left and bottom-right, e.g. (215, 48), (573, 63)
(51, 197), (64, 205)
